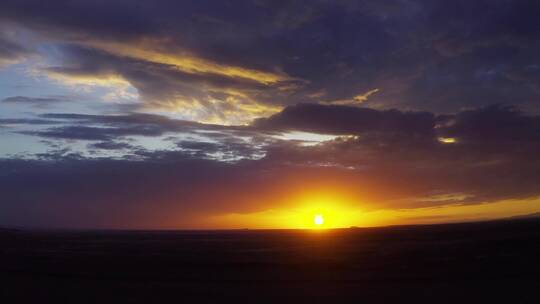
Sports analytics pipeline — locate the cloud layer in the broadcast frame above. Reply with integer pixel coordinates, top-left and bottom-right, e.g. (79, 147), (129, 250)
(2, 104), (540, 228)
(2, 0), (540, 122)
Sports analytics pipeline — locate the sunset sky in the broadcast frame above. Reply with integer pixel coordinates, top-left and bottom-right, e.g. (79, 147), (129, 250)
(1, 0), (540, 229)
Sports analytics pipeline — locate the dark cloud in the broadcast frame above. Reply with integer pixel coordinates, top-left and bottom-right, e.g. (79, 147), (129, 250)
(0, 33), (31, 66)
(0, 118), (60, 125)
(177, 136), (265, 160)
(21, 125), (163, 141)
(255, 103), (436, 135)
(46, 112), (249, 129)
(40, 113), (197, 126)
(439, 104), (540, 142)
(2, 96), (69, 104)
(15, 112), (262, 160)
(88, 141), (133, 150)
(31, 112), (234, 140)
(265, 104), (540, 205)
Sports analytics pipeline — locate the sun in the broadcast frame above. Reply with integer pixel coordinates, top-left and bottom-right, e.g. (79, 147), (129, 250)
(314, 214), (324, 226)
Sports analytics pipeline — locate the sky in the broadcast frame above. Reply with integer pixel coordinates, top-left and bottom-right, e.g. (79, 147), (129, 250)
(1, 0), (540, 229)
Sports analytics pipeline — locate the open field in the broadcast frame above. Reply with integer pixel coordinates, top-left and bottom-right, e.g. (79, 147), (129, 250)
(2, 219), (540, 303)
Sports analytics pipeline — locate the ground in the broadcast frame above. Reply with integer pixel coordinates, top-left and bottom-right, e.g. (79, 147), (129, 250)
(2, 219), (540, 303)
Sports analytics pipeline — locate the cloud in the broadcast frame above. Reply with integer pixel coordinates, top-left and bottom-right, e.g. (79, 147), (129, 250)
(21, 125), (165, 141)
(261, 103), (540, 205)
(0, 32), (31, 67)
(18, 112), (230, 141)
(1, 104), (540, 228)
(3, 0), (540, 119)
(88, 40), (294, 85)
(12, 111), (267, 160)
(39, 112), (215, 130)
(0, 0), (539, 117)
(88, 141), (133, 150)
(254, 103), (435, 135)
(2, 95), (69, 104)
(0, 118), (61, 126)
(438, 104), (540, 142)
(39, 44), (290, 124)
(327, 89), (380, 106)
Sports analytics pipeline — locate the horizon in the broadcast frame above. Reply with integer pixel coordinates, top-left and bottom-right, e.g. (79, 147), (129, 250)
(2, 210), (537, 231)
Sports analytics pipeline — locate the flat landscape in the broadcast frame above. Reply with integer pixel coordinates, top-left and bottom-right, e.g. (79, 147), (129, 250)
(2, 219), (540, 303)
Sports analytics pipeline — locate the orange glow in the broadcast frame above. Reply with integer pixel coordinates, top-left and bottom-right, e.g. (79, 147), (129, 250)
(205, 189), (370, 229)
(199, 191), (540, 230)
(169, 170), (540, 230)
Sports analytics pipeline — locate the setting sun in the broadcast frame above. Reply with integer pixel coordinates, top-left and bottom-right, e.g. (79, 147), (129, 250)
(314, 214), (324, 226)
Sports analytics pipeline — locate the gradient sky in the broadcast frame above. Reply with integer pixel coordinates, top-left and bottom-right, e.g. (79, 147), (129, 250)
(1, 0), (540, 229)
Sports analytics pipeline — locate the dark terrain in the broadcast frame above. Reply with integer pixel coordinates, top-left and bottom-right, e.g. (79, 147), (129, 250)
(2, 219), (540, 303)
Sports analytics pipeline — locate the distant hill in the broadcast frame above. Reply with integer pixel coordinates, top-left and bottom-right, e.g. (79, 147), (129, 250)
(505, 212), (540, 221)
